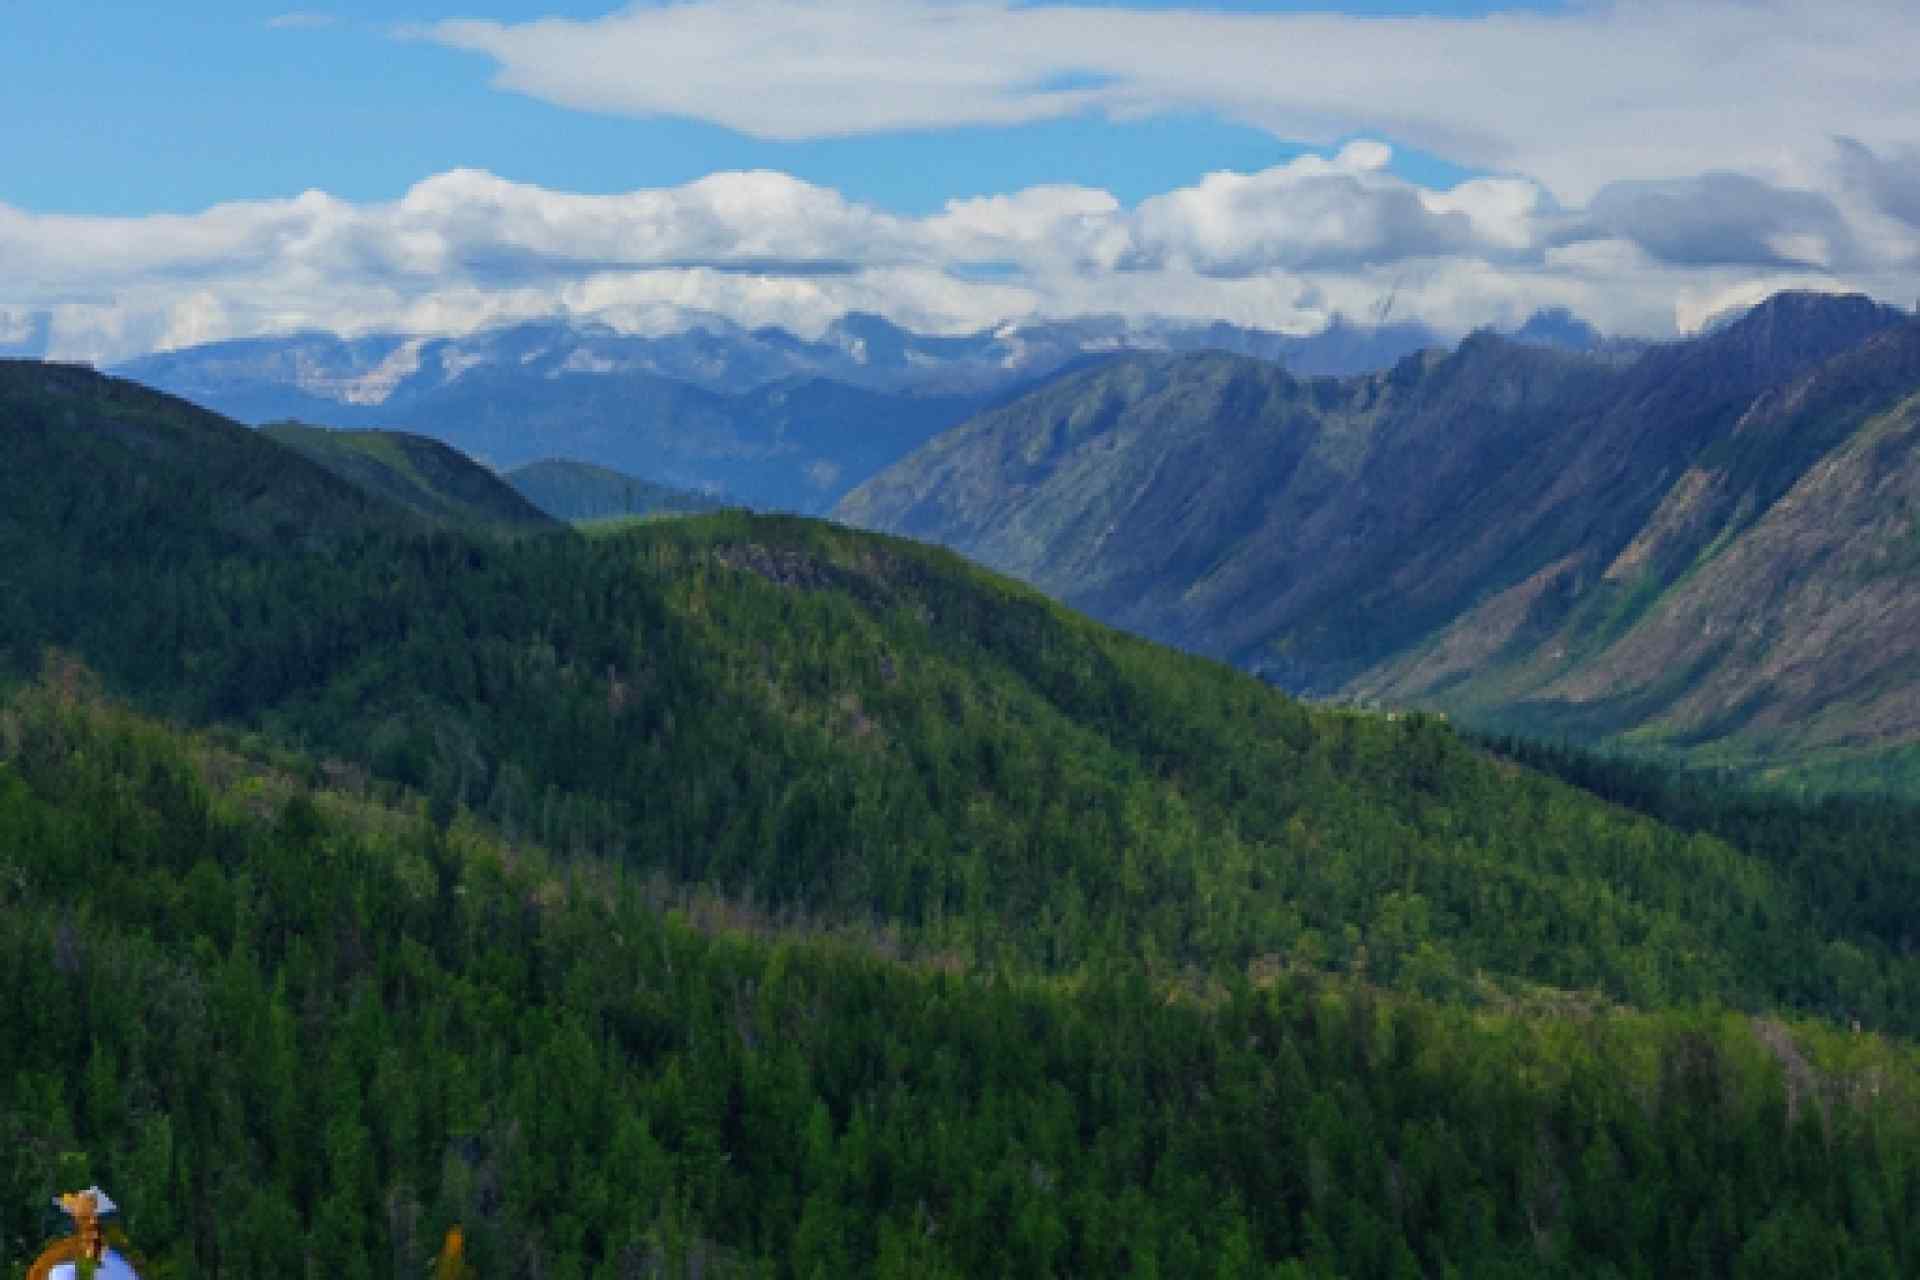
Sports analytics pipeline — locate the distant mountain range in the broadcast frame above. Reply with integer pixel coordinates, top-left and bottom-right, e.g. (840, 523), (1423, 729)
(837, 292), (1920, 786)
(111, 310), (1467, 511)
(116, 309), (1450, 406)
(116, 324), (992, 512)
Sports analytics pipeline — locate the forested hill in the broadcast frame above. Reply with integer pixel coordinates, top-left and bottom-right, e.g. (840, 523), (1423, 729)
(260, 422), (558, 532)
(6, 357), (1920, 1274)
(5, 357), (1919, 1022)
(6, 679), (1920, 1277)
(0, 359), (415, 551)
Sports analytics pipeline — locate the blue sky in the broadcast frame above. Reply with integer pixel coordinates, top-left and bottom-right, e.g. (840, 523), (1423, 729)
(4, 1), (1918, 360)
(3, 1), (1519, 216)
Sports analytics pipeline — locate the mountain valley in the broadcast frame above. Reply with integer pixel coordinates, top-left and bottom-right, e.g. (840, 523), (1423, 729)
(24, 0), (1920, 1272)
(837, 293), (1920, 786)
(6, 301), (1920, 1274)
(11, 351), (1920, 1274)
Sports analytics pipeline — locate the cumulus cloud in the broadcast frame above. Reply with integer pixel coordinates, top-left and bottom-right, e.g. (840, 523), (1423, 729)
(925, 185), (1127, 274)
(419, 0), (1920, 204)
(5, 143), (1918, 364)
(1126, 142), (1486, 276)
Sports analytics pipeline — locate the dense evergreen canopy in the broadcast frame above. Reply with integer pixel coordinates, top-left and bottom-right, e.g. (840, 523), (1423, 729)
(4, 680), (1919, 1277)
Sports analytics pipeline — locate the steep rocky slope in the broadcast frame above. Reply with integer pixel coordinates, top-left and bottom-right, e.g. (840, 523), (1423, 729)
(1358, 321), (1920, 779)
(838, 293), (1920, 779)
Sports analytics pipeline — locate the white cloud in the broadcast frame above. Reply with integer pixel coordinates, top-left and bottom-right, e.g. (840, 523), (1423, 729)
(419, 0), (1920, 204)
(4, 144), (1918, 364)
(15, 1), (1918, 363)
(1127, 142), (1486, 276)
(928, 186), (1121, 254)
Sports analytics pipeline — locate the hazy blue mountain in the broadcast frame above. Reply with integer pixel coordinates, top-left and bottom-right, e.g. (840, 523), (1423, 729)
(1509, 306), (1607, 351)
(115, 330), (423, 422)
(357, 365), (992, 512)
(118, 343), (994, 512)
(116, 310), (1442, 408)
(110, 311), (1449, 511)
(504, 458), (729, 522)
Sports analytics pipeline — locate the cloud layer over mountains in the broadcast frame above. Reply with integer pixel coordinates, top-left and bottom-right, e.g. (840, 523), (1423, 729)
(425, 0), (1920, 206)
(6, 0), (1920, 362)
(8, 141), (1917, 364)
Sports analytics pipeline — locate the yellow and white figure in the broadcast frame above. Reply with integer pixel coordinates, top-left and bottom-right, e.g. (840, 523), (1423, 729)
(26, 1187), (141, 1280)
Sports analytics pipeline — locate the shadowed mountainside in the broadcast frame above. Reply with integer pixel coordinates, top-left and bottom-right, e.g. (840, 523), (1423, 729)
(837, 293), (1920, 782)
(1357, 317), (1920, 782)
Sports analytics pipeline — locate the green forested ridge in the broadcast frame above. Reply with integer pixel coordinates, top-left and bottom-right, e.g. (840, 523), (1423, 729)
(4, 679), (1919, 1278)
(5, 357), (1920, 1018)
(12, 459), (1920, 1024)
(259, 423), (558, 533)
(6, 358), (1920, 1274)
(0, 360), (416, 552)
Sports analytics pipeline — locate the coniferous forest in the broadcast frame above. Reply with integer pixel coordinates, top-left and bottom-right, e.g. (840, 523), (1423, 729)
(5, 361), (1920, 1276)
